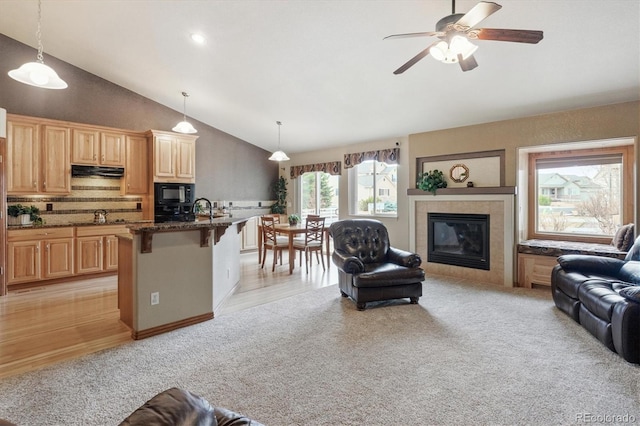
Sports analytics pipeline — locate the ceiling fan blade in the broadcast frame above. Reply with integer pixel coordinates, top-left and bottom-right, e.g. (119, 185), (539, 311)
(455, 1), (502, 29)
(384, 31), (444, 40)
(474, 28), (543, 43)
(458, 54), (478, 72)
(393, 42), (439, 74)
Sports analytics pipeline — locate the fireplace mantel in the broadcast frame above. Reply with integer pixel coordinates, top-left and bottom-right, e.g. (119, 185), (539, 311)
(407, 186), (516, 196)
(409, 191), (516, 287)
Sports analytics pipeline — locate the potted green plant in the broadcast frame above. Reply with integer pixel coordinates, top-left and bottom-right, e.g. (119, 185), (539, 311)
(288, 214), (300, 226)
(270, 176), (288, 214)
(417, 169), (448, 195)
(7, 204), (43, 226)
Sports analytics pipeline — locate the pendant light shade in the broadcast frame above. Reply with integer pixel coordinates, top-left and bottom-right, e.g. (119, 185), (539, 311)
(8, 0), (67, 90)
(269, 121), (290, 161)
(172, 92), (197, 134)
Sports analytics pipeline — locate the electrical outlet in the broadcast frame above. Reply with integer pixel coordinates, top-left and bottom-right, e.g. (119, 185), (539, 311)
(46, 203), (53, 211)
(136, 202), (142, 210)
(151, 292), (159, 305)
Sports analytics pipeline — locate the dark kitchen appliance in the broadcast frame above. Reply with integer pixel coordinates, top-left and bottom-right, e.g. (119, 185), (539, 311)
(154, 183), (196, 223)
(71, 165), (125, 178)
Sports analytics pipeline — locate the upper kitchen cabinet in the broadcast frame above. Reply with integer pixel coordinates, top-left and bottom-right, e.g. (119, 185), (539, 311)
(147, 130), (197, 183)
(123, 135), (149, 194)
(7, 117), (71, 194)
(72, 128), (125, 167)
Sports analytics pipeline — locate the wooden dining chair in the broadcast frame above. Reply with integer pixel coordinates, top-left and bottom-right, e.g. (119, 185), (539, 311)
(261, 216), (288, 271)
(293, 216), (326, 273)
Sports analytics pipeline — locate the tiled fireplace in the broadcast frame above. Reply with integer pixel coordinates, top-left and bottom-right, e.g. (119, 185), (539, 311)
(409, 189), (516, 287)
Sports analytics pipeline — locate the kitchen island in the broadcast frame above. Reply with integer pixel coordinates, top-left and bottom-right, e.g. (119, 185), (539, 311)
(117, 217), (248, 340)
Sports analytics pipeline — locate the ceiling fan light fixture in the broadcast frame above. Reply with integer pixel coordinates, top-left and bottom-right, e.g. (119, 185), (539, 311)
(172, 91), (197, 134)
(450, 35), (478, 59)
(269, 121), (290, 162)
(8, 0), (67, 90)
(430, 41), (448, 61)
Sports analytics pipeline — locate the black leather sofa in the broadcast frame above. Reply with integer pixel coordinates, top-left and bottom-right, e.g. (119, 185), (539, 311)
(551, 235), (640, 363)
(119, 387), (264, 426)
(329, 219), (424, 310)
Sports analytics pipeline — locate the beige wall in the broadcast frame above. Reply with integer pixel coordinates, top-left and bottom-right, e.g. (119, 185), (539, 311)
(409, 101), (639, 230)
(288, 101), (639, 251)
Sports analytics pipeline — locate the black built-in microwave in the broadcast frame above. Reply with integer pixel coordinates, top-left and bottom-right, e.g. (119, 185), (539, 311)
(154, 183), (195, 222)
(154, 183), (194, 205)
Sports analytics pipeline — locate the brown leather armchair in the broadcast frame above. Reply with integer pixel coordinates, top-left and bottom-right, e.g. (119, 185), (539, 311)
(329, 219), (424, 310)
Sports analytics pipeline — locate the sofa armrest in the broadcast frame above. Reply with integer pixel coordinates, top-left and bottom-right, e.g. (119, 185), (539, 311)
(387, 247), (422, 268)
(557, 254), (625, 276)
(332, 249), (365, 274)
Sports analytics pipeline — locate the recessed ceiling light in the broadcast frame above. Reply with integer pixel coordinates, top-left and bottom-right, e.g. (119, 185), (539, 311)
(190, 33), (205, 44)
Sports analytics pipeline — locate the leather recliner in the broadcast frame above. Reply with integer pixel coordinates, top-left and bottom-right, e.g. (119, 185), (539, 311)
(551, 235), (640, 363)
(329, 219), (424, 310)
(119, 387), (264, 426)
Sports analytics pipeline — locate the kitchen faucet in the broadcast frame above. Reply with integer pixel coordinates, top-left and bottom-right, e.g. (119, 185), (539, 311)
(192, 198), (213, 221)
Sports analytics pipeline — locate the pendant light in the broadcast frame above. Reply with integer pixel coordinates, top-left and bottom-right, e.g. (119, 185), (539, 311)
(172, 92), (197, 134)
(8, 0), (68, 89)
(269, 121), (290, 161)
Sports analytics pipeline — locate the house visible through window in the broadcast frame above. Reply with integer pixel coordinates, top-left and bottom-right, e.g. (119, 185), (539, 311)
(528, 145), (633, 243)
(349, 160), (398, 216)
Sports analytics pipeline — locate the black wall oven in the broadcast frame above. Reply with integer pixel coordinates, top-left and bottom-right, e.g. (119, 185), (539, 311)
(154, 183), (196, 222)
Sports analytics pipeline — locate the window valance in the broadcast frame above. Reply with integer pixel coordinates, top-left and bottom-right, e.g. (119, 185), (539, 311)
(344, 147), (399, 169)
(290, 161), (342, 179)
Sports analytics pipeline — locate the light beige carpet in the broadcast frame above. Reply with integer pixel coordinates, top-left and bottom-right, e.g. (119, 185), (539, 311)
(0, 275), (638, 425)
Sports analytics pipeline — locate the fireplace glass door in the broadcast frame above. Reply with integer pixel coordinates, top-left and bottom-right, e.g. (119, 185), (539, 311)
(428, 213), (490, 270)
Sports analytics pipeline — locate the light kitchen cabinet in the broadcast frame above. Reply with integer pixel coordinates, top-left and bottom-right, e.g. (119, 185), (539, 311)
(72, 128), (125, 167)
(148, 130), (197, 183)
(76, 225), (127, 275)
(7, 227), (75, 284)
(123, 135), (149, 194)
(241, 216), (259, 251)
(7, 120), (71, 194)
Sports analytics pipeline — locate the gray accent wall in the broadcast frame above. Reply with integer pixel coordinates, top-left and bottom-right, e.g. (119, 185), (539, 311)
(0, 34), (277, 201)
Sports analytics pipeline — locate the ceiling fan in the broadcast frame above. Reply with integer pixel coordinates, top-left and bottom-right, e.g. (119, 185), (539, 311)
(384, 0), (543, 73)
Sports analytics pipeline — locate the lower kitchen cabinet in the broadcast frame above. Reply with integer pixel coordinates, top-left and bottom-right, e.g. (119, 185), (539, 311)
(7, 225), (128, 287)
(7, 227), (75, 284)
(76, 225), (126, 275)
(241, 216), (258, 252)
(76, 236), (104, 274)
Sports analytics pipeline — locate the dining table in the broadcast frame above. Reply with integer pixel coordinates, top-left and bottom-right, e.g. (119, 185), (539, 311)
(257, 222), (331, 274)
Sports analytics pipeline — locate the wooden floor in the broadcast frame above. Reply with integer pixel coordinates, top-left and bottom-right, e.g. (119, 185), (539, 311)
(0, 251), (337, 379)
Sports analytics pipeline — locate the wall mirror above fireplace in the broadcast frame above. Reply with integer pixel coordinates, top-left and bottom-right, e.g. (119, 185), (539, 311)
(450, 164), (469, 183)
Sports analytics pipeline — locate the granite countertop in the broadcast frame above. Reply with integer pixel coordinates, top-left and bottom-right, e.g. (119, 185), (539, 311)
(8, 220), (154, 230)
(126, 216), (248, 233)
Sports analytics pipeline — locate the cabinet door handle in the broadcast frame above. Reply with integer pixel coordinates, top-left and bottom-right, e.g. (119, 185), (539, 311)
(46, 243), (50, 251)
(93, 154), (97, 160)
(101, 155), (105, 162)
(33, 181), (37, 188)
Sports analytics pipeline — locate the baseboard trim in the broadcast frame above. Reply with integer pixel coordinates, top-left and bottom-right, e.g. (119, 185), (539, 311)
(132, 312), (214, 340)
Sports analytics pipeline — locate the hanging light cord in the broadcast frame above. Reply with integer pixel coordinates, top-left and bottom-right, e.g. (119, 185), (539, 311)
(182, 92), (189, 120)
(277, 121), (282, 149)
(36, 0), (44, 64)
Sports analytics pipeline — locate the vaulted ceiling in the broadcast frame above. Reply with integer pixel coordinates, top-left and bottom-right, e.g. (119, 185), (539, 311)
(1, 0), (638, 154)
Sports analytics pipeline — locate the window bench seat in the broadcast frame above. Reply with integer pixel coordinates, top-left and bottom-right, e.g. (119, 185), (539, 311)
(517, 239), (627, 288)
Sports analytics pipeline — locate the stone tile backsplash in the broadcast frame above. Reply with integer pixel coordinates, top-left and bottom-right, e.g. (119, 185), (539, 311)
(7, 177), (277, 225)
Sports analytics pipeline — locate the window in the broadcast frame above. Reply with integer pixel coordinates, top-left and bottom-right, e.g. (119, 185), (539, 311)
(349, 160), (398, 216)
(528, 146), (633, 243)
(300, 172), (339, 223)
